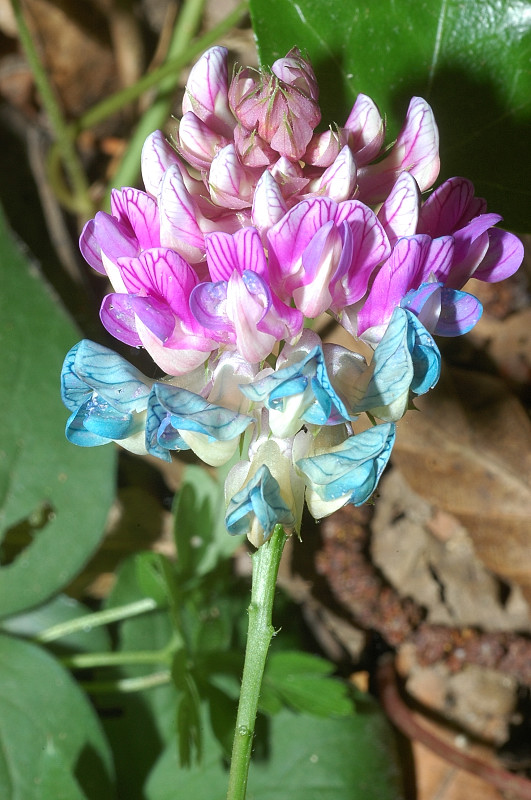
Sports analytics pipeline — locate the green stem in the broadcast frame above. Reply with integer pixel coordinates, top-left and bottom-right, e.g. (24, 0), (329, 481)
(226, 525), (288, 800)
(9, 0), (94, 217)
(34, 598), (159, 643)
(69, 0), (248, 136)
(81, 670), (171, 694)
(61, 645), (173, 670)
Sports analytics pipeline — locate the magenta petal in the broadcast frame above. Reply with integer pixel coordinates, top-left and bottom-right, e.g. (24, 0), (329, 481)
(206, 228), (268, 282)
(423, 236), (455, 283)
(417, 176), (487, 236)
(94, 212), (139, 262)
(343, 93), (385, 166)
(181, 46), (234, 137)
(110, 188), (160, 250)
(100, 294), (142, 346)
(357, 236), (431, 334)
(159, 165), (205, 262)
(474, 228), (524, 283)
(79, 219), (105, 273)
(445, 214), (501, 288)
(118, 248), (198, 319)
(127, 295), (175, 342)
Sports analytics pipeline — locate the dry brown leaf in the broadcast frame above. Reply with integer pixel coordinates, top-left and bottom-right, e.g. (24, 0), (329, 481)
(392, 367), (531, 601)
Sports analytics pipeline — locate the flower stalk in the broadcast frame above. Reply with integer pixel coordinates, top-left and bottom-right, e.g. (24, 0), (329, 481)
(226, 524), (288, 800)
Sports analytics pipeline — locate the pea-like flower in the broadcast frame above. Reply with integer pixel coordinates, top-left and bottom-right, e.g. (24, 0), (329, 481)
(62, 45), (524, 545)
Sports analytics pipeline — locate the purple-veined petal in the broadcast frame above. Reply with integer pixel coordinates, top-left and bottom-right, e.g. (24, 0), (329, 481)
(445, 214), (501, 288)
(292, 220), (342, 316)
(356, 97), (440, 204)
(159, 165), (206, 262)
(110, 187), (160, 251)
(357, 235), (432, 336)
(234, 125), (277, 167)
(251, 171), (288, 235)
(304, 127), (345, 167)
(205, 227), (268, 282)
(472, 228), (524, 283)
(417, 176), (486, 236)
(178, 111), (230, 170)
(181, 46), (234, 137)
(93, 211), (139, 264)
(117, 247), (198, 321)
(209, 143), (256, 209)
(343, 93), (385, 166)
(331, 202), (391, 309)
(141, 130), (181, 196)
(377, 172), (420, 246)
(311, 145), (357, 202)
(227, 270), (276, 362)
(271, 47), (319, 102)
(401, 281), (443, 332)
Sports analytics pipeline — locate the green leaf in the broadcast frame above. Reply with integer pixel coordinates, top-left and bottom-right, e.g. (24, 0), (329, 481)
(0, 205), (116, 617)
(146, 702), (403, 800)
(0, 634), (114, 800)
(100, 557), (178, 800)
(36, 742), (88, 800)
(250, 0), (531, 232)
(263, 651), (354, 717)
(173, 465), (240, 580)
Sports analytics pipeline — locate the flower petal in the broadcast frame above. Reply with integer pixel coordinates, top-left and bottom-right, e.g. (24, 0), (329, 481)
(298, 423), (396, 516)
(225, 464), (295, 540)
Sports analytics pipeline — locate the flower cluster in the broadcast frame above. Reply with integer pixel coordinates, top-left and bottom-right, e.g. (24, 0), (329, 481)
(62, 47), (523, 546)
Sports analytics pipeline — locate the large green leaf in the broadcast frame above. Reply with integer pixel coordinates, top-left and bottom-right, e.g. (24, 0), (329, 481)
(0, 206), (116, 617)
(250, 0), (531, 232)
(146, 701), (403, 800)
(0, 634), (114, 799)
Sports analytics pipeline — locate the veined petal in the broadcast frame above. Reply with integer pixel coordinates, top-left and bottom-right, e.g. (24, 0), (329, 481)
(181, 46), (234, 137)
(357, 97), (440, 204)
(141, 130), (182, 196)
(159, 165), (206, 262)
(206, 227), (268, 281)
(110, 188), (160, 251)
(298, 423), (396, 516)
(417, 176), (486, 236)
(404, 310), (441, 394)
(209, 144), (257, 209)
(311, 146), (357, 202)
(145, 387), (189, 462)
(225, 463), (295, 541)
(178, 111), (230, 170)
(79, 219), (104, 273)
(435, 288), (483, 336)
(251, 171), (288, 235)
(352, 307), (414, 421)
(343, 93), (385, 166)
(61, 339), (151, 413)
(473, 228), (524, 283)
(377, 172), (420, 246)
(226, 270), (277, 362)
(150, 382), (252, 441)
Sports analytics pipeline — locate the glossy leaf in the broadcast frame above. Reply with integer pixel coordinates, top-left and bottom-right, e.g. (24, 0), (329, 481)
(0, 206), (116, 617)
(0, 634), (114, 800)
(250, 0), (531, 232)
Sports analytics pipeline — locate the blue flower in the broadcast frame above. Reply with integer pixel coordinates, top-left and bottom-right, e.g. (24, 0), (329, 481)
(61, 340), (151, 448)
(240, 342), (350, 437)
(401, 281), (483, 337)
(297, 423), (396, 517)
(351, 307), (440, 421)
(225, 464), (295, 539)
(146, 382), (253, 466)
